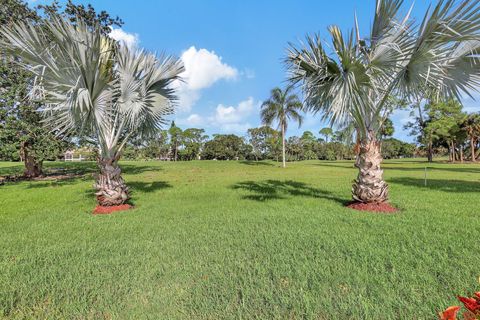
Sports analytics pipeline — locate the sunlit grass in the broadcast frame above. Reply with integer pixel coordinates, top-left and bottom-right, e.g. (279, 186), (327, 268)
(0, 159), (479, 319)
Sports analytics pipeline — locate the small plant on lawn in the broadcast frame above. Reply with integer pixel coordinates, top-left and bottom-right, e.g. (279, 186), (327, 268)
(1, 17), (183, 206)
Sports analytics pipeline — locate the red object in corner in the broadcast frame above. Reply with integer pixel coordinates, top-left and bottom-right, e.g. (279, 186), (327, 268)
(93, 204), (133, 214)
(440, 306), (461, 320)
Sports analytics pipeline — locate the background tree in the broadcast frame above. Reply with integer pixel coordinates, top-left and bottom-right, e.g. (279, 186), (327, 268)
(461, 113), (480, 162)
(380, 118), (394, 139)
(260, 86), (303, 168)
(36, 0), (123, 35)
(287, 0), (480, 204)
(424, 100), (466, 162)
(0, 0), (57, 176)
(179, 128), (208, 160)
(168, 121), (183, 161)
(319, 127), (333, 143)
(202, 134), (250, 160)
(1, 17), (184, 206)
(247, 126), (279, 161)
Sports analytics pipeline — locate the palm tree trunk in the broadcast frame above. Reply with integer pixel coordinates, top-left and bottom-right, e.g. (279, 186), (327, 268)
(94, 155), (129, 206)
(352, 133), (388, 203)
(471, 137), (476, 162)
(281, 123), (286, 168)
(460, 145), (464, 163)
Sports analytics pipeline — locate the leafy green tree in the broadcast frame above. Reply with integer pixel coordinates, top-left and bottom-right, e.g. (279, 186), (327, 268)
(319, 127), (333, 143)
(287, 0), (480, 203)
(179, 128), (208, 160)
(382, 138), (415, 159)
(36, 0), (123, 35)
(168, 121), (183, 161)
(424, 100), (466, 162)
(1, 17), (183, 205)
(300, 131), (317, 155)
(260, 86), (303, 167)
(202, 134), (250, 160)
(461, 113), (480, 162)
(286, 136), (304, 161)
(380, 118), (394, 139)
(247, 126), (279, 160)
(0, 0), (57, 176)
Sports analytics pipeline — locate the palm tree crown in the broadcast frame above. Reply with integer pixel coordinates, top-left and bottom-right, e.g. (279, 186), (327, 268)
(287, 0), (480, 142)
(261, 87), (303, 132)
(1, 17), (184, 205)
(286, 0), (480, 204)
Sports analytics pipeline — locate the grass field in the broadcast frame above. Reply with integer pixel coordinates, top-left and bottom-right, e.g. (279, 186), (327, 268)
(0, 159), (479, 319)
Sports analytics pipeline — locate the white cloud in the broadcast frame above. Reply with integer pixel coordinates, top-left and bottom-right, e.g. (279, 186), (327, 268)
(210, 97), (257, 133)
(175, 46), (239, 112)
(212, 97), (255, 124)
(176, 97), (258, 134)
(108, 28), (139, 49)
(176, 113), (205, 127)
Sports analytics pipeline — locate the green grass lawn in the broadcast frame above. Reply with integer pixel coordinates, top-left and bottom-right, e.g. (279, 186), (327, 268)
(0, 159), (479, 319)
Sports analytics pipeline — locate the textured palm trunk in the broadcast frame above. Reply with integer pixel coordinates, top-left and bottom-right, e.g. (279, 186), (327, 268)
(94, 156), (129, 206)
(352, 135), (388, 203)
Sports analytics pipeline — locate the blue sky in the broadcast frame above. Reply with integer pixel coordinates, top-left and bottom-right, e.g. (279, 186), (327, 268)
(30, 0), (480, 141)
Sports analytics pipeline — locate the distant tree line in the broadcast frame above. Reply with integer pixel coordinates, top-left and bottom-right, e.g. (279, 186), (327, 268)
(406, 100), (480, 162)
(115, 121), (417, 162)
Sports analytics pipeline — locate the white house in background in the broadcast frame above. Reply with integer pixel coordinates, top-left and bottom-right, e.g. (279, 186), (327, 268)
(64, 150), (86, 162)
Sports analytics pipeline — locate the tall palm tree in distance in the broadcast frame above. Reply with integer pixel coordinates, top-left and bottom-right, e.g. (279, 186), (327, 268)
(1, 17), (184, 206)
(287, 0), (480, 204)
(261, 86), (303, 168)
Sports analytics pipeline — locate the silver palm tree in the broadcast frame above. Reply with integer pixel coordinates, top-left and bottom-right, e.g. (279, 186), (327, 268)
(1, 17), (184, 206)
(287, 0), (480, 204)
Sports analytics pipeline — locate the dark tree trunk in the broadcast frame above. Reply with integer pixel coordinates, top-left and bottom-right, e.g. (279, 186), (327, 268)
(24, 156), (43, 177)
(352, 133), (388, 203)
(450, 141), (455, 163)
(460, 145), (464, 163)
(94, 155), (129, 206)
(21, 142), (43, 178)
(427, 140), (433, 162)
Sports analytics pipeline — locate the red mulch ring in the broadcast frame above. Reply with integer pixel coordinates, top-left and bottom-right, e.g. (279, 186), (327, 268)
(347, 201), (398, 213)
(93, 204), (133, 215)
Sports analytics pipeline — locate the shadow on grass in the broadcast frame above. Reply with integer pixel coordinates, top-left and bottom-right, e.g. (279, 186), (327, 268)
(231, 179), (347, 204)
(238, 160), (275, 166)
(128, 181), (172, 193)
(390, 177), (480, 193)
